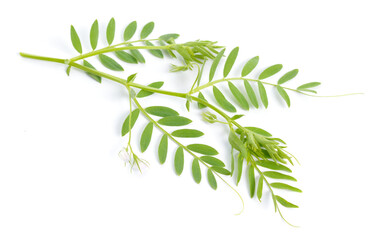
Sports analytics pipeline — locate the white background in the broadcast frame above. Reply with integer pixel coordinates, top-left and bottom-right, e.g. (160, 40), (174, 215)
(1, 0), (380, 239)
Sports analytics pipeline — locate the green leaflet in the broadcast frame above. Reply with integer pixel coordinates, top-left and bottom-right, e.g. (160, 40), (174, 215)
(257, 175), (264, 201)
(115, 51), (138, 64)
(297, 82), (321, 90)
(83, 60), (101, 83)
(263, 171), (297, 181)
(207, 169), (217, 190)
(158, 116), (192, 126)
(257, 81), (268, 108)
(244, 80), (259, 108)
(211, 166), (230, 175)
(99, 54), (124, 71)
(141, 22), (154, 39)
(106, 18), (115, 45)
(231, 114), (244, 120)
(187, 144), (218, 155)
(278, 69), (298, 84)
(136, 81), (164, 98)
(129, 44), (145, 63)
(256, 160), (291, 172)
(236, 154), (244, 185)
(275, 195), (299, 208)
(223, 47), (239, 77)
(228, 82), (249, 110)
(245, 127), (272, 137)
(172, 129), (204, 138)
(70, 25), (82, 54)
(213, 86), (236, 112)
(121, 109), (140, 136)
(127, 73), (137, 83)
(230, 149), (235, 176)
(145, 106), (179, 117)
(159, 33), (180, 43)
(209, 49), (225, 82)
(145, 41), (164, 58)
(90, 20), (99, 50)
(158, 135), (168, 164)
(200, 156), (225, 167)
(140, 122), (153, 152)
(241, 56), (259, 77)
(228, 131), (247, 157)
(248, 165), (255, 198)
(299, 89), (317, 94)
(192, 158), (202, 184)
(271, 183), (302, 193)
(276, 85), (291, 107)
(197, 92), (207, 109)
(174, 147), (184, 176)
(258, 64), (283, 80)
(124, 21), (137, 41)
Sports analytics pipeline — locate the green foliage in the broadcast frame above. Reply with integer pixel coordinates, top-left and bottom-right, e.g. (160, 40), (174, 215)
(90, 20), (99, 50)
(121, 109), (139, 136)
(70, 25), (82, 54)
(106, 18), (116, 45)
(99, 54), (124, 71)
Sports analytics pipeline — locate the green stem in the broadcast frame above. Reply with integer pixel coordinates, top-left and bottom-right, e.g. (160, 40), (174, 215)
(19, 52), (67, 64)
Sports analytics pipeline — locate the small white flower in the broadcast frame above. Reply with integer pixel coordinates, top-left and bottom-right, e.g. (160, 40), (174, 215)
(118, 148), (130, 164)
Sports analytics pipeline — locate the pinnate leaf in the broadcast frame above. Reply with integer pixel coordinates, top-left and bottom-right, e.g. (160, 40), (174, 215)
(187, 144), (218, 155)
(241, 56), (259, 77)
(124, 21), (137, 41)
(136, 81), (164, 98)
(106, 18), (115, 45)
(209, 49), (225, 82)
(141, 22), (154, 39)
(244, 80), (259, 108)
(174, 147), (184, 176)
(259, 64), (283, 80)
(172, 129), (204, 138)
(228, 82), (249, 110)
(192, 159), (202, 183)
(70, 25), (82, 54)
(271, 183), (302, 193)
(223, 47), (239, 77)
(99, 54), (124, 71)
(213, 86), (236, 112)
(248, 165), (255, 198)
(140, 122), (153, 152)
(158, 116), (192, 126)
(115, 51), (138, 64)
(83, 60), (101, 83)
(158, 135), (168, 164)
(145, 106), (179, 117)
(276, 195), (299, 208)
(207, 169), (217, 190)
(121, 109), (139, 136)
(257, 81), (268, 108)
(200, 156), (225, 167)
(263, 171), (296, 181)
(278, 69), (298, 84)
(90, 20), (99, 50)
(276, 85), (291, 107)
